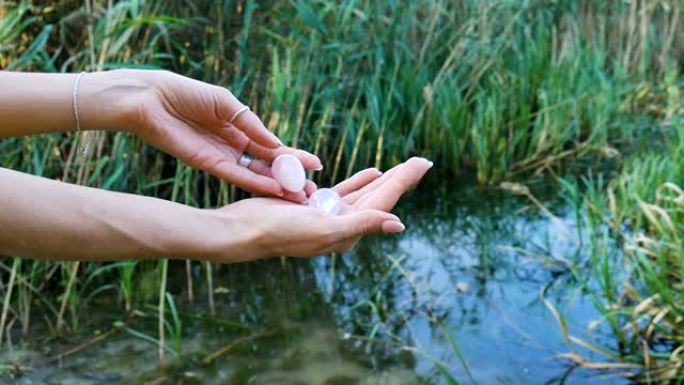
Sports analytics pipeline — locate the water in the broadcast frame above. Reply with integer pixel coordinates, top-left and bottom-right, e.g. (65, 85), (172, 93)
(3, 177), (627, 384)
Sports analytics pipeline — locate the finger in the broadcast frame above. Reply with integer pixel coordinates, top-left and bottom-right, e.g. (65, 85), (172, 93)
(207, 159), (283, 196)
(343, 163), (403, 205)
(213, 124), (285, 178)
(247, 140), (323, 171)
(330, 215), (407, 253)
(247, 159), (272, 177)
(282, 189), (308, 204)
(232, 112), (281, 149)
(304, 180), (317, 197)
(356, 157), (433, 212)
(333, 168), (382, 196)
(332, 209), (404, 241)
(247, 159), (312, 203)
(213, 87), (281, 149)
(215, 124), (249, 153)
(242, 156), (312, 203)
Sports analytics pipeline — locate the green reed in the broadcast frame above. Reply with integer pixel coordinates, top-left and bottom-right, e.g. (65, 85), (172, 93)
(557, 125), (684, 382)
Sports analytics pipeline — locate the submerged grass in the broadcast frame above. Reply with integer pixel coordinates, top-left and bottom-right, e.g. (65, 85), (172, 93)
(1, 0), (683, 382)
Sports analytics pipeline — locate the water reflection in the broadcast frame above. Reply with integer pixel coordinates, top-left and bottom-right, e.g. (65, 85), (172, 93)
(318, 180), (593, 384)
(6, 176), (625, 384)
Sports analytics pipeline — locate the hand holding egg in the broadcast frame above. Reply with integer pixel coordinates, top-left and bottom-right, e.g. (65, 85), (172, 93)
(269, 155), (432, 219)
(271, 154), (343, 215)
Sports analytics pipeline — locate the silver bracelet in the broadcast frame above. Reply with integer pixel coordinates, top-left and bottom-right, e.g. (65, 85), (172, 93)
(72, 71), (92, 156)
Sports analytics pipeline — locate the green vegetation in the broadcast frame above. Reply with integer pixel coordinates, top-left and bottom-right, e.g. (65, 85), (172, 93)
(557, 126), (683, 382)
(0, 0), (683, 383)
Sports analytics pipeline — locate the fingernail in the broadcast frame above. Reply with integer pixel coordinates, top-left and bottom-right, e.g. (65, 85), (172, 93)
(421, 157), (434, 168)
(382, 220), (405, 233)
(314, 165), (323, 171)
(308, 182), (318, 193)
(277, 191), (284, 197)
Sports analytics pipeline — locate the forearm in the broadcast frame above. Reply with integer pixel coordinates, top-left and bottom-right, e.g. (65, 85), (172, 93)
(0, 167), (237, 261)
(0, 70), (144, 138)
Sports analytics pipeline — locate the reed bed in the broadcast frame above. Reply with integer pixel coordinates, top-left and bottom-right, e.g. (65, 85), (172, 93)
(557, 126), (684, 383)
(0, 0), (683, 382)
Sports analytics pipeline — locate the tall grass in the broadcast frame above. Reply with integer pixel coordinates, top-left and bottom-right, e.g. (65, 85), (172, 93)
(0, 0), (682, 379)
(558, 124), (684, 382)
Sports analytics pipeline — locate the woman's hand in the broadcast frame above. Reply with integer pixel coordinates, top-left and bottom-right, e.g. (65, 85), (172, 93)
(0, 156), (430, 262)
(0, 70), (320, 202)
(87, 70), (321, 202)
(205, 157), (433, 262)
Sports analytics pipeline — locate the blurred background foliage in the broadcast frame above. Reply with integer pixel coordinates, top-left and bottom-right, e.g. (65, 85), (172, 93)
(2, 0), (682, 192)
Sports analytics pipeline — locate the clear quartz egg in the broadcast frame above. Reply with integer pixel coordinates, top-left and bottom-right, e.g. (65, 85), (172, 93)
(272, 154), (306, 192)
(308, 188), (343, 215)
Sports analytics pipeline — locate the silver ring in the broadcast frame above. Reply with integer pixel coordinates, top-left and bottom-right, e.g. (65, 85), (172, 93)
(230, 105), (250, 124)
(238, 153), (253, 168)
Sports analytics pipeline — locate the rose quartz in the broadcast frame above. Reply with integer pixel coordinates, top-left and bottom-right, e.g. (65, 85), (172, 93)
(308, 188), (343, 215)
(272, 154), (306, 192)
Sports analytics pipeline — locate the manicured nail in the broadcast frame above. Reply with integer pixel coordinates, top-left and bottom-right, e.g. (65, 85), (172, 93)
(420, 157), (433, 168)
(382, 220), (405, 233)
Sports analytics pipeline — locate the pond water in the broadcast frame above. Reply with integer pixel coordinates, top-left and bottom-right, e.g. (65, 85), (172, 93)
(3, 176), (627, 385)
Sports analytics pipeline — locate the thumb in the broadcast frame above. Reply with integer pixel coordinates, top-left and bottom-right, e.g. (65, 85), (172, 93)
(334, 210), (405, 241)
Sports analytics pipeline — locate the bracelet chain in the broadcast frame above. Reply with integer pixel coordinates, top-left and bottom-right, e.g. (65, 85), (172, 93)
(72, 71), (92, 157)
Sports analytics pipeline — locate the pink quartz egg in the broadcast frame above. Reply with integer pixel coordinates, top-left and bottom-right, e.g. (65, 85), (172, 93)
(308, 188), (343, 215)
(272, 154), (306, 192)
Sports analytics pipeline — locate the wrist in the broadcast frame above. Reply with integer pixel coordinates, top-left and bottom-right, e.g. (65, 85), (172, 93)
(191, 206), (264, 263)
(78, 69), (154, 134)
(147, 205), (221, 261)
